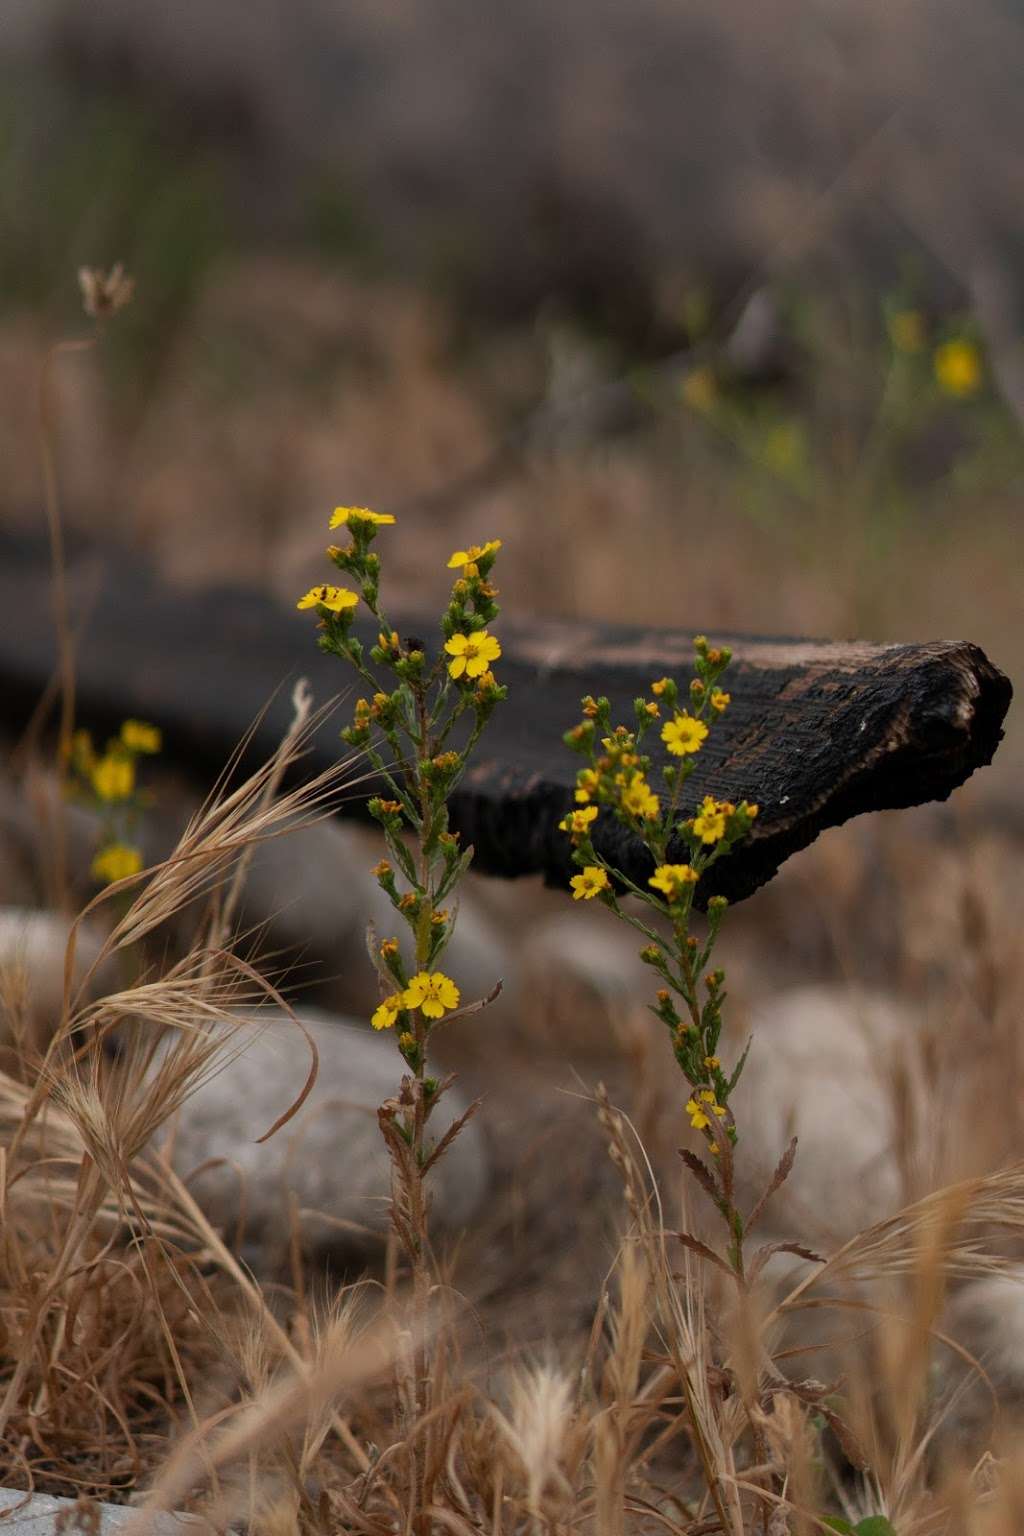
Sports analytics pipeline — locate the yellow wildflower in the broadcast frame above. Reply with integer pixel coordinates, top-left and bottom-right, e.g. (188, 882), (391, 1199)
(888, 309), (925, 354)
(402, 970), (461, 1020)
(681, 366), (717, 413)
(372, 994), (403, 1031)
(69, 729), (95, 774)
(570, 865), (610, 901)
(444, 630), (502, 680)
(91, 753), (134, 802)
(575, 768), (599, 804)
(709, 689), (730, 714)
(650, 678), (671, 696)
(329, 506), (395, 528)
(120, 719), (162, 754)
(559, 805), (599, 838)
(704, 1055), (720, 1070)
(296, 584), (359, 614)
(649, 863), (699, 901)
(447, 540), (502, 576)
(91, 842), (142, 884)
(662, 712), (709, 757)
(693, 796), (728, 844)
(686, 1089), (727, 1132)
(621, 777), (660, 820)
(934, 339), (982, 398)
(644, 701), (660, 718)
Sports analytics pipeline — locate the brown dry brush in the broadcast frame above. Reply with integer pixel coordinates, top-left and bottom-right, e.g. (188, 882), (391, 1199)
(0, 692), (372, 1501)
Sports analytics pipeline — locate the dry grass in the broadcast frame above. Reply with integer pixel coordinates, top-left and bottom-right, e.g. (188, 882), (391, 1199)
(4, 778), (1024, 1534)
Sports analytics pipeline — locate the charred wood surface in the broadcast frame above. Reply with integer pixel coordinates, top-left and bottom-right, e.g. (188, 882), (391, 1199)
(0, 531), (1011, 903)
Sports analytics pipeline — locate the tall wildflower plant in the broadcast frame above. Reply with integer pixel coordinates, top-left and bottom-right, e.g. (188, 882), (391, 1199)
(297, 514), (506, 1274)
(68, 718), (162, 886)
(562, 638), (760, 1271)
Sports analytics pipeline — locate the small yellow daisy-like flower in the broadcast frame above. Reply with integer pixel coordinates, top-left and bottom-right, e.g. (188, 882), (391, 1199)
(620, 777), (660, 820)
(91, 842), (143, 884)
(559, 805), (599, 838)
(372, 994), (404, 1031)
(329, 506), (395, 529)
(661, 712), (709, 757)
(693, 796), (728, 845)
(575, 768), (599, 804)
(91, 753), (135, 803)
(649, 863), (699, 901)
(69, 728), (95, 774)
(447, 540), (502, 576)
(888, 309), (925, 354)
(704, 1055), (720, 1070)
(709, 689), (730, 714)
(934, 339), (982, 398)
(120, 719), (162, 754)
(681, 366), (717, 413)
(686, 1089), (727, 1132)
(570, 865), (610, 901)
(296, 584), (360, 614)
(402, 971), (461, 1020)
(444, 630), (502, 680)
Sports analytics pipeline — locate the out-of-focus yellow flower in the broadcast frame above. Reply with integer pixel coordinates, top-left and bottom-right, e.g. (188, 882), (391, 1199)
(709, 689), (730, 714)
(444, 630), (502, 680)
(575, 768), (599, 804)
(329, 507), (395, 528)
(372, 994), (403, 1031)
(681, 367), (717, 413)
(402, 971), (461, 1020)
(91, 842), (142, 884)
(761, 420), (805, 478)
(120, 719), (162, 754)
(934, 339), (982, 398)
(570, 865), (610, 901)
(888, 309), (925, 354)
(296, 584), (359, 613)
(447, 541), (502, 576)
(69, 729), (95, 774)
(649, 863), (699, 901)
(661, 713), (708, 757)
(91, 753), (135, 803)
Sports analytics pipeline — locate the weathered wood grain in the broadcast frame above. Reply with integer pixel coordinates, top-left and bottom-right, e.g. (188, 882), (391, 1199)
(0, 530), (1011, 903)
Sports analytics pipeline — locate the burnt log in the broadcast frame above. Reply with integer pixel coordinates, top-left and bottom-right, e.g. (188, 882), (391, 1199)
(0, 529), (1011, 904)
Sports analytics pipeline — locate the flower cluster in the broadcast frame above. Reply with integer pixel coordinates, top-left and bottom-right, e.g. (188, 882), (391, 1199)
(67, 719), (162, 885)
(561, 637), (758, 1152)
(297, 508), (507, 1073)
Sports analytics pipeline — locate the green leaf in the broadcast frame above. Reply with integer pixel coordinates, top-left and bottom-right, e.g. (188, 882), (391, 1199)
(856, 1520), (897, 1536)
(821, 1521), (855, 1534)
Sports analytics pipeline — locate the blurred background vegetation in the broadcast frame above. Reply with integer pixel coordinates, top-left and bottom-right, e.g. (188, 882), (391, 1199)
(1, 0), (1020, 793)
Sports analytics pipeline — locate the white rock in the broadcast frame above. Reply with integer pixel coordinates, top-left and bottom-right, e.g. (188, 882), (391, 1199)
(938, 1268), (1024, 1446)
(730, 984), (922, 1244)
(159, 1007), (489, 1276)
(0, 907), (115, 1058)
